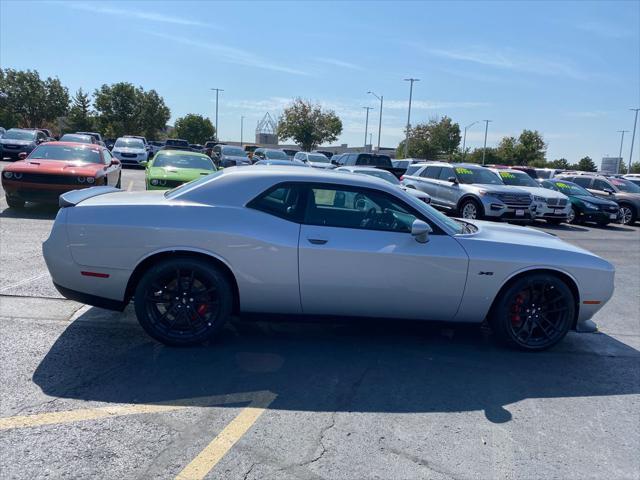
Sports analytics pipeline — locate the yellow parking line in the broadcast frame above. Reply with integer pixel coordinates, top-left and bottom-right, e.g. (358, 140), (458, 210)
(0, 390), (277, 480)
(127, 180), (134, 191)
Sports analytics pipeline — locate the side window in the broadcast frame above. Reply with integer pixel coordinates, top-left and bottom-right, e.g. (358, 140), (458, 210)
(248, 184), (302, 222)
(421, 166), (442, 179)
(592, 179), (611, 191)
(304, 185), (417, 233)
(294, 152), (303, 160)
(572, 177), (592, 188)
(344, 154), (355, 166)
(102, 149), (113, 165)
(438, 167), (454, 181)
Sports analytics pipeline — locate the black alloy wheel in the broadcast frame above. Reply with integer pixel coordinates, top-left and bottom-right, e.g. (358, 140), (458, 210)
(134, 258), (233, 346)
(490, 274), (574, 351)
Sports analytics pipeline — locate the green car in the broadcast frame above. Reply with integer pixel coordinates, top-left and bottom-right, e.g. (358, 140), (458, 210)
(541, 179), (620, 226)
(143, 149), (217, 190)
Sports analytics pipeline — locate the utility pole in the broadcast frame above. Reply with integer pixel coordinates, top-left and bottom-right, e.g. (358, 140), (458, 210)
(210, 88), (224, 141)
(481, 120), (492, 165)
(462, 121), (479, 160)
(629, 108), (640, 172)
(240, 116), (244, 147)
(363, 107), (373, 151)
(367, 91), (383, 151)
(403, 78), (420, 158)
(617, 130), (629, 174)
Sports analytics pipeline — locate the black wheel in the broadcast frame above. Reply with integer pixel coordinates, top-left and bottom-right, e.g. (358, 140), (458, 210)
(6, 196), (25, 209)
(115, 173), (122, 189)
(546, 218), (563, 225)
(459, 198), (483, 220)
(618, 204), (636, 225)
(489, 273), (575, 351)
(566, 207), (581, 224)
(133, 258), (233, 346)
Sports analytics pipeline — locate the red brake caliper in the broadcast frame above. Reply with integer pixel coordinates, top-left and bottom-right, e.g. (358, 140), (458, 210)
(511, 293), (524, 326)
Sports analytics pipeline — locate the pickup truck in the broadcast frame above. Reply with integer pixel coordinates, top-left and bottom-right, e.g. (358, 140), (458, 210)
(333, 153), (405, 178)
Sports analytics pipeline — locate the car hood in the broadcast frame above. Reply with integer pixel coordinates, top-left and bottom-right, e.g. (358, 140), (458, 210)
(470, 184), (531, 195)
(308, 162), (335, 169)
(573, 194), (618, 206)
(1, 139), (34, 146)
(113, 147), (146, 154)
(4, 159), (102, 176)
(511, 186), (567, 199)
(148, 166), (215, 180)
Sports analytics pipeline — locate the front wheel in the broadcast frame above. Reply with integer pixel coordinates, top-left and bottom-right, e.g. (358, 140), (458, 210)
(566, 207), (580, 224)
(133, 258), (233, 346)
(459, 198), (483, 220)
(489, 274), (575, 351)
(6, 196), (25, 209)
(618, 204), (636, 225)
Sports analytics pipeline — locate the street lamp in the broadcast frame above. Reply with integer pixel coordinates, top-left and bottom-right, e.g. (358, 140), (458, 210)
(617, 130), (629, 174)
(462, 121), (479, 160)
(367, 91), (383, 151)
(210, 88), (224, 141)
(363, 107), (373, 151)
(403, 78), (420, 158)
(629, 108), (640, 172)
(481, 120), (492, 165)
(240, 116), (245, 147)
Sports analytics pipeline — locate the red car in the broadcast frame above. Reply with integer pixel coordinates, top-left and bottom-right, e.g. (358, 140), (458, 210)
(1, 142), (122, 208)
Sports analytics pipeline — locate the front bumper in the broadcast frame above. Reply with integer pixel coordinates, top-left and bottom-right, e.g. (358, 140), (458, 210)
(113, 152), (147, 166)
(481, 198), (535, 220)
(579, 209), (618, 223)
(2, 180), (90, 204)
(534, 202), (571, 219)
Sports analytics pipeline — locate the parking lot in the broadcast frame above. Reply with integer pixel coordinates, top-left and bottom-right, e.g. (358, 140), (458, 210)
(1, 161), (639, 479)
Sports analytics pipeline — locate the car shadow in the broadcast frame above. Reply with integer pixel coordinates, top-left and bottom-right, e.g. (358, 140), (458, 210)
(532, 222), (590, 232)
(32, 308), (640, 424)
(0, 203), (58, 220)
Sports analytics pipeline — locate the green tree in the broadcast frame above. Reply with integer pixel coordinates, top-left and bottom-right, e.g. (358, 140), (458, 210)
(277, 98), (343, 151)
(397, 116), (461, 160)
(496, 136), (517, 165)
(66, 88), (94, 132)
(174, 114), (215, 144)
(630, 162), (640, 174)
(576, 156), (597, 172)
(515, 130), (546, 165)
(464, 147), (501, 165)
(139, 89), (170, 140)
(549, 158), (571, 170)
(0, 68), (69, 127)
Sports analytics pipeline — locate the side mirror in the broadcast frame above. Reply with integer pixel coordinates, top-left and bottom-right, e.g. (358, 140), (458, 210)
(448, 176), (458, 184)
(18, 152), (28, 160)
(411, 219), (433, 243)
(604, 188), (614, 195)
(111, 159), (120, 166)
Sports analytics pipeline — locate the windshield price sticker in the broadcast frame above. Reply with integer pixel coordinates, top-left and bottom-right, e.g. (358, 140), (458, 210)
(555, 182), (569, 189)
(499, 172), (516, 179)
(455, 167), (473, 175)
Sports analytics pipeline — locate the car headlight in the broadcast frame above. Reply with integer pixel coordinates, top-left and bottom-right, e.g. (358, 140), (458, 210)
(13, 172), (22, 179)
(582, 201), (598, 210)
(77, 176), (86, 183)
(86, 177), (95, 184)
(3, 171), (13, 179)
(533, 195), (546, 203)
(477, 189), (488, 196)
(150, 179), (159, 186)
(159, 179), (167, 186)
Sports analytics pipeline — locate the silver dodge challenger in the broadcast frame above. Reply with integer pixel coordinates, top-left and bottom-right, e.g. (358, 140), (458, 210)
(43, 167), (615, 351)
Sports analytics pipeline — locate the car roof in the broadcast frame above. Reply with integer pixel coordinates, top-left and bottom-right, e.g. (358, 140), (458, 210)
(155, 148), (210, 157)
(338, 166), (390, 173)
(42, 141), (102, 150)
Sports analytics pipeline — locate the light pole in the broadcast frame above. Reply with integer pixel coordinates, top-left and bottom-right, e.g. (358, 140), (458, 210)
(363, 107), (373, 151)
(617, 130), (629, 173)
(481, 120), (492, 165)
(462, 121), (479, 160)
(629, 108), (640, 172)
(210, 88), (224, 141)
(240, 116), (245, 147)
(403, 78), (420, 158)
(367, 91), (383, 151)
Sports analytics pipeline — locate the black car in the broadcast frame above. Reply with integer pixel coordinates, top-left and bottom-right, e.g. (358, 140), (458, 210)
(541, 179), (620, 226)
(161, 139), (192, 151)
(0, 128), (48, 161)
(333, 152), (404, 178)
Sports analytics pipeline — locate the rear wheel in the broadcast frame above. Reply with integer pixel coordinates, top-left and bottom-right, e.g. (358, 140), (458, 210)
(460, 198), (483, 220)
(6, 196), (25, 209)
(566, 207), (580, 224)
(489, 273), (575, 351)
(618, 204), (636, 225)
(133, 258), (233, 346)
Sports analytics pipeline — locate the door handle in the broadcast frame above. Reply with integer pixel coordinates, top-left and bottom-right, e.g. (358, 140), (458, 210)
(307, 238), (328, 245)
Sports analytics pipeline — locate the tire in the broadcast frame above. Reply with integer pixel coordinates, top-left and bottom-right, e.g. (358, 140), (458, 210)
(617, 204), (636, 225)
(115, 173), (122, 189)
(459, 198), (483, 220)
(489, 273), (575, 351)
(566, 207), (580, 224)
(6, 196), (25, 209)
(133, 258), (233, 346)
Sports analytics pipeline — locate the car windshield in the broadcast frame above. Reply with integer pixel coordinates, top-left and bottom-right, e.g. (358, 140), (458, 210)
(536, 169), (553, 179)
(153, 153), (214, 170)
(265, 150), (288, 160)
(308, 154), (330, 163)
(60, 134), (92, 143)
(165, 170), (225, 198)
(455, 166), (503, 185)
(222, 146), (247, 157)
(29, 144), (102, 163)
(358, 169), (400, 185)
(497, 170), (539, 187)
(610, 178), (640, 193)
(3, 130), (36, 141)
(551, 180), (591, 196)
(114, 138), (144, 148)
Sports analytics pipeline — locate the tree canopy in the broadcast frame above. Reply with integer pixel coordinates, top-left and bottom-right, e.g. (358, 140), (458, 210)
(576, 156), (598, 172)
(277, 99), (343, 151)
(174, 114), (215, 144)
(396, 116), (461, 160)
(66, 88), (94, 132)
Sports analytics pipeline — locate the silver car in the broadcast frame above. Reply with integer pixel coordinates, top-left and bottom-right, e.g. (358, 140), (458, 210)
(43, 167), (614, 351)
(294, 151), (336, 169)
(402, 162), (534, 220)
(336, 166), (431, 203)
(111, 137), (148, 167)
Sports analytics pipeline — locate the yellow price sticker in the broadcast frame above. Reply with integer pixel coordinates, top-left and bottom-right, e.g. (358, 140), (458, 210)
(499, 172), (515, 178)
(555, 182), (569, 189)
(455, 167), (473, 175)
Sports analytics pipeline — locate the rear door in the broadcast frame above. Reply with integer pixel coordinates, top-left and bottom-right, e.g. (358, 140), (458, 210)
(436, 165), (458, 210)
(415, 166), (443, 203)
(590, 178), (616, 199)
(297, 183), (468, 320)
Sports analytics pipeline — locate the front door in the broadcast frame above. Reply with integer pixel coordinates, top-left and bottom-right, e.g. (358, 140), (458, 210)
(298, 184), (468, 320)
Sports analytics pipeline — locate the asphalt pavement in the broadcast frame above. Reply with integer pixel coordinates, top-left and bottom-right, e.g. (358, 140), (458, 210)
(0, 160), (639, 480)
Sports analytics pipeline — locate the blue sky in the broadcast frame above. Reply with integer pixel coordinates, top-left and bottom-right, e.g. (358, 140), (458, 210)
(1, 1), (639, 163)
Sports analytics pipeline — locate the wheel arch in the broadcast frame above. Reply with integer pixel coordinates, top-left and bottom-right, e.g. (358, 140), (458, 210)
(124, 248), (240, 314)
(487, 267), (580, 329)
(457, 194), (484, 215)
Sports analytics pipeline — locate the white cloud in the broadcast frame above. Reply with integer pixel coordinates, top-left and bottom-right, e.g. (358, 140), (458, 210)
(384, 100), (491, 110)
(575, 21), (634, 39)
(145, 32), (311, 76)
(314, 57), (363, 70)
(58, 2), (212, 28)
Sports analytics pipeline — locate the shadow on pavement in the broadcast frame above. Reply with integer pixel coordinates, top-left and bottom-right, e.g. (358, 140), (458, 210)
(0, 203), (58, 220)
(33, 308), (640, 424)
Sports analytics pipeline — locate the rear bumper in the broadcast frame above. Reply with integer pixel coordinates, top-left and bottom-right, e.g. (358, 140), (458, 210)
(53, 282), (127, 311)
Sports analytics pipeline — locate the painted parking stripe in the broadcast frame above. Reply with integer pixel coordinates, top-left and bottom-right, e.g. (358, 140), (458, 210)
(0, 272), (49, 293)
(127, 180), (134, 191)
(0, 390), (277, 480)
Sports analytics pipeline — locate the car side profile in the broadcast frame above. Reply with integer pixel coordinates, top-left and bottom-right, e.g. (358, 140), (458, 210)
(401, 162), (535, 221)
(293, 151), (335, 169)
(43, 167), (614, 352)
(336, 166), (431, 203)
(541, 179), (619, 226)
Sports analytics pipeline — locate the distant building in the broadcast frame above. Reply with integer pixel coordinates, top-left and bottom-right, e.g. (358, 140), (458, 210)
(601, 157), (622, 174)
(255, 113), (278, 145)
